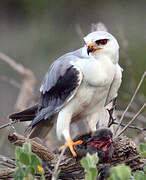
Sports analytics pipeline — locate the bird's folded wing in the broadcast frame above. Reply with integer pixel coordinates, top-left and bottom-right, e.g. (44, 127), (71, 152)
(30, 55), (83, 128)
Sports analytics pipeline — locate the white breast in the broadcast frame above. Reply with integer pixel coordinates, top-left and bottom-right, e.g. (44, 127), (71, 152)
(69, 55), (116, 116)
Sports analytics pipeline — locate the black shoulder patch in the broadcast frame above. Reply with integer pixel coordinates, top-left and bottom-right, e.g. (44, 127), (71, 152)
(39, 66), (80, 109)
(28, 66), (81, 128)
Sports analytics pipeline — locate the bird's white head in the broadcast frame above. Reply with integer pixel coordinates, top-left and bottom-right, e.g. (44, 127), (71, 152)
(84, 31), (119, 64)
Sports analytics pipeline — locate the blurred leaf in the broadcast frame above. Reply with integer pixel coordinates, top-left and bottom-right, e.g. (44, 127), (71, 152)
(15, 147), (23, 160)
(139, 144), (146, 153)
(14, 169), (24, 180)
(108, 164), (131, 180)
(139, 143), (146, 158)
(19, 152), (30, 166)
(134, 171), (146, 180)
(23, 142), (31, 153)
(140, 152), (146, 158)
(81, 156), (90, 171)
(108, 167), (121, 180)
(81, 153), (99, 170)
(89, 153), (99, 168)
(31, 154), (41, 171)
(81, 153), (98, 180)
(16, 160), (23, 171)
(85, 168), (98, 180)
(25, 167), (35, 177)
(143, 166), (146, 173)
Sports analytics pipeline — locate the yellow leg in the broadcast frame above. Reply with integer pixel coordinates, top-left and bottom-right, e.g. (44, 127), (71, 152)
(59, 138), (83, 157)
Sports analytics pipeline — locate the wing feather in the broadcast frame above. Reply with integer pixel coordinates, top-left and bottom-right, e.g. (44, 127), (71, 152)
(30, 59), (83, 128)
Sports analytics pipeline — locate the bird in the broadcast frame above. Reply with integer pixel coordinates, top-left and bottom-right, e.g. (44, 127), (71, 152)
(85, 128), (113, 163)
(53, 128), (113, 179)
(60, 127), (113, 163)
(9, 30), (123, 157)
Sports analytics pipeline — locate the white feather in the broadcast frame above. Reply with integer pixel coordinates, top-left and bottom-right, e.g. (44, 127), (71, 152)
(56, 31), (122, 141)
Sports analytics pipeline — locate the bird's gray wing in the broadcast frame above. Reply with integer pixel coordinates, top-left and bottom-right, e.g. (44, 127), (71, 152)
(30, 53), (83, 128)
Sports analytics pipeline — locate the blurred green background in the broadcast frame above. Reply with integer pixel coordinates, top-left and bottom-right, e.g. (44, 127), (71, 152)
(0, 0), (145, 157)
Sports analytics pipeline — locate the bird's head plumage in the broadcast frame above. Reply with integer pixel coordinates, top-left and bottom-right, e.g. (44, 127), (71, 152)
(84, 31), (119, 63)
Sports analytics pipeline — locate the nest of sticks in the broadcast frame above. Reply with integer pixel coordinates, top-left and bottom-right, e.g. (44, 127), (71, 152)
(0, 131), (144, 180)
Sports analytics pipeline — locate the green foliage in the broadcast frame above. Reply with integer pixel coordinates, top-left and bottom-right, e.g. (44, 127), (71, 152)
(134, 170), (146, 180)
(15, 142), (146, 180)
(108, 164), (131, 180)
(132, 142), (146, 180)
(143, 166), (146, 173)
(139, 143), (146, 158)
(81, 143), (146, 180)
(15, 142), (45, 180)
(81, 153), (99, 180)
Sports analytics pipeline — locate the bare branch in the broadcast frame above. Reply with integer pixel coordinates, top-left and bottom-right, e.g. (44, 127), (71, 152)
(2, 132), (144, 179)
(0, 121), (18, 130)
(116, 102), (146, 138)
(0, 76), (20, 88)
(0, 52), (36, 111)
(112, 121), (146, 132)
(51, 146), (66, 180)
(8, 132), (55, 161)
(115, 71), (146, 134)
(0, 155), (16, 168)
(116, 110), (145, 123)
(0, 169), (15, 179)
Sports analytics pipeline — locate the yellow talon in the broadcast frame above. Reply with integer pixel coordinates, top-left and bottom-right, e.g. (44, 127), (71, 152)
(59, 138), (83, 157)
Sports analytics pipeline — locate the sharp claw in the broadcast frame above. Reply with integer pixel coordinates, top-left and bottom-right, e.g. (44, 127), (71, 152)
(73, 140), (83, 146)
(59, 138), (83, 157)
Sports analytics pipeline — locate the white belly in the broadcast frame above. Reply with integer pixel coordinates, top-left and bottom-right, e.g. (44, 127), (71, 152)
(68, 79), (111, 118)
(67, 59), (116, 122)
(57, 57), (116, 139)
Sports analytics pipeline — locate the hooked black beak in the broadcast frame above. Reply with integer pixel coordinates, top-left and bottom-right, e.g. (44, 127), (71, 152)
(87, 46), (94, 55)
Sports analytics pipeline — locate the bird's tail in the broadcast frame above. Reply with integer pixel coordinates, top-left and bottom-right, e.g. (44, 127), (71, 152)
(27, 118), (55, 139)
(9, 104), (38, 122)
(9, 104), (56, 140)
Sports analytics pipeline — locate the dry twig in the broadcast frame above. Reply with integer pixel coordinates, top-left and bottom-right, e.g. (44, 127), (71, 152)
(0, 155), (16, 169)
(116, 110), (145, 123)
(2, 132), (143, 179)
(51, 146), (66, 180)
(0, 121), (19, 130)
(112, 121), (146, 132)
(0, 52), (36, 111)
(116, 102), (146, 138)
(115, 71), (146, 134)
(8, 133), (55, 161)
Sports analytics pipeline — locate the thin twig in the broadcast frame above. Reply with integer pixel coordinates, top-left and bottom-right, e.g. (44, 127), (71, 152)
(116, 110), (145, 123)
(0, 155), (16, 169)
(0, 52), (36, 111)
(116, 103), (146, 138)
(0, 121), (18, 130)
(113, 155), (140, 166)
(112, 121), (146, 132)
(0, 76), (20, 89)
(51, 146), (67, 180)
(115, 71), (146, 134)
(0, 52), (29, 75)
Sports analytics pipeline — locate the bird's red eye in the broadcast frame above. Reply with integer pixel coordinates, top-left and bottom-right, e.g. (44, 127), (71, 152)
(96, 39), (108, 46)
